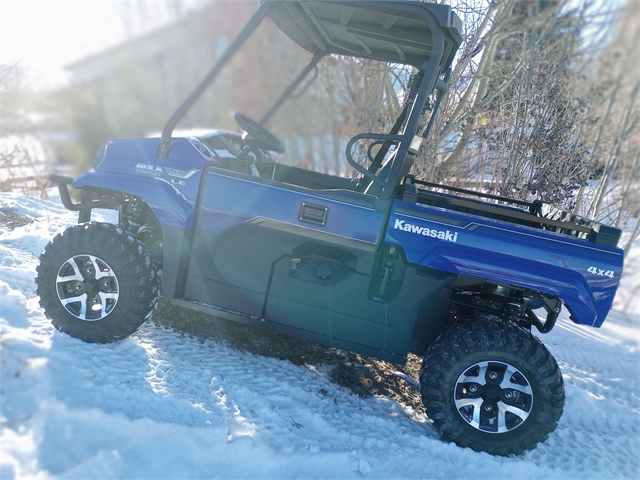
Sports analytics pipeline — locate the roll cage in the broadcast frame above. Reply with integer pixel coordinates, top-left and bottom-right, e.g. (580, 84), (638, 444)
(156, 0), (463, 200)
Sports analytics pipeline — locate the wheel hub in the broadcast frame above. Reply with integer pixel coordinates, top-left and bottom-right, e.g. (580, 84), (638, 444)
(454, 360), (533, 434)
(483, 384), (501, 401)
(84, 278), (99, 294)
(56, 254), (119, 321)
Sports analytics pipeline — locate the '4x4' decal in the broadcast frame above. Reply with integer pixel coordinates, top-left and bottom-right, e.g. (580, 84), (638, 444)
(587, 266), (615, 278)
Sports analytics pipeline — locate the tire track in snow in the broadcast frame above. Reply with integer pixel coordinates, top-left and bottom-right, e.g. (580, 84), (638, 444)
(526, 320), (640, 478)
(132, 323), (437, 454)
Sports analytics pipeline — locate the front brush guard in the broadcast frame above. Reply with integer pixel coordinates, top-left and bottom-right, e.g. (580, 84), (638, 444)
(49, 174), (119, 223)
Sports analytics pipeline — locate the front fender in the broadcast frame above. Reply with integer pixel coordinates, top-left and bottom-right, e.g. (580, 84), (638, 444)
(73, 136), (212, 229)
(73, 171), (196, 229)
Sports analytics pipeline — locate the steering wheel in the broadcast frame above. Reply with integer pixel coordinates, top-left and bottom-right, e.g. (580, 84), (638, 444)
(234, 112), (285, 153)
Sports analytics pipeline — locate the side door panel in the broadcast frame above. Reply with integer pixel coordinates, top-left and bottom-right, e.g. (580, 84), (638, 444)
(184, 168), (385, 325)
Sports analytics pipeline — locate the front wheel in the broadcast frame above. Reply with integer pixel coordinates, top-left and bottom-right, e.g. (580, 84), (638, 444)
(419, 316), (564, 456)
(36, 223), (158, 343)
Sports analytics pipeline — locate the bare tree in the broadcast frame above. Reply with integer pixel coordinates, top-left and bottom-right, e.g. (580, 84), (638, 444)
(582, 2), (640, 231)
(0, 63), (49, 197)
(418, 0), (591, 200)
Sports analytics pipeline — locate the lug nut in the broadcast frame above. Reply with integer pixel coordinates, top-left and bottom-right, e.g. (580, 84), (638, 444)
(469, 385), (478, 393)
(504, 391), (513, 399)
(489, 372), (498, 380)
(484, 404), (493, 412)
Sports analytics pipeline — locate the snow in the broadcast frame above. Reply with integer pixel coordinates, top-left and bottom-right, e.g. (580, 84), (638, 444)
(1, 191), (639, 479)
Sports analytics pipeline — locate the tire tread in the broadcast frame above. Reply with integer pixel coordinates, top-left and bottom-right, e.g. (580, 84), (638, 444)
(36, 222), (158, 343)
(419, 315), (564, 456)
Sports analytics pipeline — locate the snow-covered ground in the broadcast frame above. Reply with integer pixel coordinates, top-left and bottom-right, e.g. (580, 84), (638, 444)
(1, 191), (639, 479)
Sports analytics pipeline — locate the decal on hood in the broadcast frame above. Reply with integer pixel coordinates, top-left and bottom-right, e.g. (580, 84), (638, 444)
(135, 163), (163, 176)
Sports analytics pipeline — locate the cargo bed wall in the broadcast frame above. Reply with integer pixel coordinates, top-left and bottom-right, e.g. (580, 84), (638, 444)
(413, 181), (621, 247)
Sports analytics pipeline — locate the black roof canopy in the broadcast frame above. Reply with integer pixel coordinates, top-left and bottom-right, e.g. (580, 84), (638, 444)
(265, 0), (462, 68)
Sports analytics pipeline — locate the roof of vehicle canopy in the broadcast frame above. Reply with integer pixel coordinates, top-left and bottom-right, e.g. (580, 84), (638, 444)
(263, 0), (462, 69)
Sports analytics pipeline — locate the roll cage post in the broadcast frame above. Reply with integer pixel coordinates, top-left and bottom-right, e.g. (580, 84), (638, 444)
(260, 54), (323, 125)
(358, 4), (446, 200)
(157, 2), (325, 160)
(157, 3), (273, 159)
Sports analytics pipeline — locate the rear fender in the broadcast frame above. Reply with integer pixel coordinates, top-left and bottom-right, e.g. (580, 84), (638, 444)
(425, 246), (608, 326)
(387, 202), (624, 327)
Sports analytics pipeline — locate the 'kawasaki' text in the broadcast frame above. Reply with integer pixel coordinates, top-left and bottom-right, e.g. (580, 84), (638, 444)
(393, 219), (458, 242)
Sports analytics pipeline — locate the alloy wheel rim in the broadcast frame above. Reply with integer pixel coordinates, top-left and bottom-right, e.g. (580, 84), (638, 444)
(56, 254), (119, 321)
(454, 360), (533, 434)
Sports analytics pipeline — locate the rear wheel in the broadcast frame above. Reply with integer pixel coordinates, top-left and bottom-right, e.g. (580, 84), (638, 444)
(419, 315), (564, 455)
(36, 223), (158, 343)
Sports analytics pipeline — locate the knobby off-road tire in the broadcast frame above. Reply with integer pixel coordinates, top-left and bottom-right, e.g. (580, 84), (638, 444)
(36, 223), (158, 343)
(419, 315), (564, 456)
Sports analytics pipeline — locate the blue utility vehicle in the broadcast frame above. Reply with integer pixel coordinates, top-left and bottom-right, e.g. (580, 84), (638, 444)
(37, 0), (623, 456)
